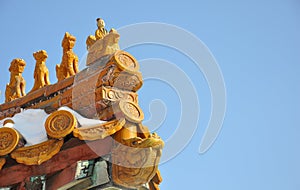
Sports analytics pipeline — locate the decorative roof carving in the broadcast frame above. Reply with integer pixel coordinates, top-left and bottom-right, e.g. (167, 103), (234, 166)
(73, 118), (125, 141)
(56, 32), (79, 81)
(0, 127), (21, 156)
(29, 50), (50, 93)
(0, 18), (164, 190)
(86, 18), (108, 49)
(112, 133), (164, 188)
(5, 59), (26, 103)
(45, 110), (77, 139)
(11, 139), (64, 165)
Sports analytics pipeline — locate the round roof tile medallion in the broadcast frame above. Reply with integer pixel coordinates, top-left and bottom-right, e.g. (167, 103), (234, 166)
(118, 101), (144, 123)
(45, 110), (77, 139)
(0, 127), (20, 156)
(113, 50), (140, 74)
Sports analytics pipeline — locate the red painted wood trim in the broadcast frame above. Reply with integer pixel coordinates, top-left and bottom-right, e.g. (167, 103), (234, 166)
(0, 137), (112, 187)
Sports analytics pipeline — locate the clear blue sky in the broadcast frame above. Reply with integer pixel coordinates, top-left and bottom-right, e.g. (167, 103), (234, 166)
(1, 1), (300, 189)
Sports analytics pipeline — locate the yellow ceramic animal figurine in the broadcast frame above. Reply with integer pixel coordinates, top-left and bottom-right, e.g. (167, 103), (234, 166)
(56, 32), (79, 81)
(29, 50), (50, 93)
(5, 59), (26, 102)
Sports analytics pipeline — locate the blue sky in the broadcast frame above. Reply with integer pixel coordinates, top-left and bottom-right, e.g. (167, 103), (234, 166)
(0, 0), (300, 189)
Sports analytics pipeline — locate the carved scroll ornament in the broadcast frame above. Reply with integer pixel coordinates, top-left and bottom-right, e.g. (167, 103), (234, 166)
(73, 118), (125, 141)
(11, 139), (63, 165)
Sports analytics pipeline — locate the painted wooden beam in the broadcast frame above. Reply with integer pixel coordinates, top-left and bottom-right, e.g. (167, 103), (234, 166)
(0, 137), (112, 187)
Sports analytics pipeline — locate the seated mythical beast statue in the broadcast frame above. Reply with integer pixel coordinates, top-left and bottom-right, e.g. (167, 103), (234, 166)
(29, 50), (50, 93)
(56, 32), (79, 81)
(5, 59), (26, 102)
